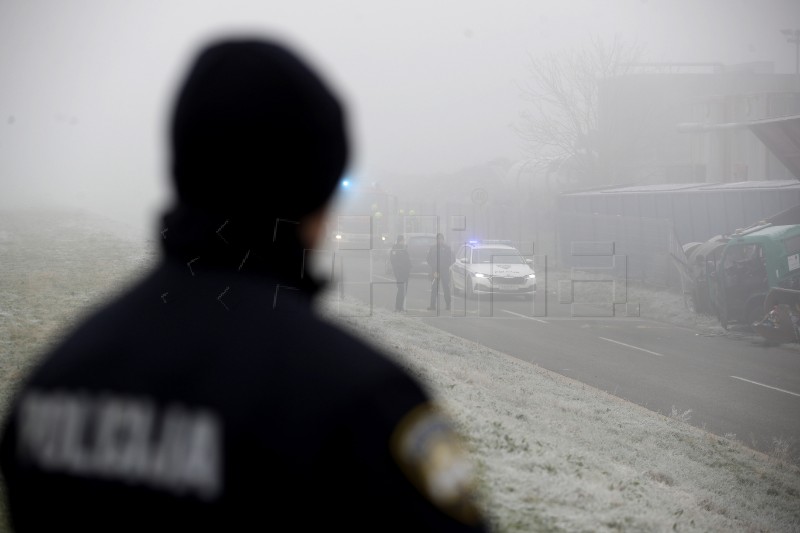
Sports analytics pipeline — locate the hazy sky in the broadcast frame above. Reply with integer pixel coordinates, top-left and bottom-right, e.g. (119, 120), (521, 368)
(0, 0), (797, 234)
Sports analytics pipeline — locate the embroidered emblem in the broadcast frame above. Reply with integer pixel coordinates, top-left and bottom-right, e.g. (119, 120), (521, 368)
(390, 403), (482, 525)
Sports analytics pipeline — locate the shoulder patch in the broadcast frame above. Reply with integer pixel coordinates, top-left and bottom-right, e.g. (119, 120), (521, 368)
(390, 403), (482, 525)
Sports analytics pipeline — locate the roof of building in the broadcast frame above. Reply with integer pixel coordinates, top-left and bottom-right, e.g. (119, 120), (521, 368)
(676, 113), (800, 179)
(562, 179), (800, 196)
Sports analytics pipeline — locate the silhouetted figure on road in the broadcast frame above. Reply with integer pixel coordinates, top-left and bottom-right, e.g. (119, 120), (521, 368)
(390, 234), (412, 311)
(427, 233), (453, 311)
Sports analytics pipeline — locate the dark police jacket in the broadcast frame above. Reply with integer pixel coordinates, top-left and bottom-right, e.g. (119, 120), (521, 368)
(389, 244), (412, 282)
(427, 242), (454, 276)
(0, 206), (488, 532)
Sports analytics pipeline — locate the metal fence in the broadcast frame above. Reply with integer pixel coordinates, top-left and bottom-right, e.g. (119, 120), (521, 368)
(556, 211), (684, 290)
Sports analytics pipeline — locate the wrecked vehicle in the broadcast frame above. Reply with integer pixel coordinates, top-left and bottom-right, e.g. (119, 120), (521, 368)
(681, 235), (729, 315)
(706, 223), (800, 330)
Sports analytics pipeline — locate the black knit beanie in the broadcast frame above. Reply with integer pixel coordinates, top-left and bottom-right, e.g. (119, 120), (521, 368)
(170, 38), (349, 220)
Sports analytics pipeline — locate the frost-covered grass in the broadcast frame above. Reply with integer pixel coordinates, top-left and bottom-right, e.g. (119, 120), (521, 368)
(1, 208), (798, 532)
(543, 267), (725, 335)
(320, 295), (800, 532)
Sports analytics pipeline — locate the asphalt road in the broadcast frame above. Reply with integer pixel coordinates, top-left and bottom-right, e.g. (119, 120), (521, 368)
(329, 249), (800, 456)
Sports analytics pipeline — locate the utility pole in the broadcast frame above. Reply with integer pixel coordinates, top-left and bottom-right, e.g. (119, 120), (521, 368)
(781, 28), (800, 75)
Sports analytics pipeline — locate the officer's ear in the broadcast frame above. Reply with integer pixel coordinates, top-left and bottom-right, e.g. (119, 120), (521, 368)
(299, 206), (329, 250)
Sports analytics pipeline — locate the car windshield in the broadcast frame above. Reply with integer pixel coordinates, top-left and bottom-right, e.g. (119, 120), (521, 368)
(473, 249), (526, 264)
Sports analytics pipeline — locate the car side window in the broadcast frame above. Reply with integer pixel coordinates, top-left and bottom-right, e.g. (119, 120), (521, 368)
(456, 246), (467, 263)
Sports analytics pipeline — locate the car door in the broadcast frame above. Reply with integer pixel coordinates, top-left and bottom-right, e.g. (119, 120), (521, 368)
(451, 245), (469, 290)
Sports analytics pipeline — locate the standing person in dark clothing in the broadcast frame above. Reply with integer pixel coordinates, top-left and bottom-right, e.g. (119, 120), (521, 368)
(0, 37), (490, 533)
(390, 235), (412, 312)
(427, 232), (454, 311)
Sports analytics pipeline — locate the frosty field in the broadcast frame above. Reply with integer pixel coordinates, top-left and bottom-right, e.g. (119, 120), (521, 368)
(1, 208), (798, 532)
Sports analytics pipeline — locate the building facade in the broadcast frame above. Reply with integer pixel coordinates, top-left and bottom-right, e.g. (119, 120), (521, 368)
(598, 62), (800, 184)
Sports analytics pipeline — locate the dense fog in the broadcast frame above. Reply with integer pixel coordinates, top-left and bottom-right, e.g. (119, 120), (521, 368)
(1, 0), (797, 238)
(2, 5), (800, 530)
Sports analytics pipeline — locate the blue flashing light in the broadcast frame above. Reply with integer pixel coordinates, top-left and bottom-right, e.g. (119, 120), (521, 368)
(468, 240), (479, 244)
(341, 179), (350, 188)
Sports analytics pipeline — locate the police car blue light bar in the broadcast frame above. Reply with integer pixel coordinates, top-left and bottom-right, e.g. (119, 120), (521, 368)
(467, 239), (513, 245)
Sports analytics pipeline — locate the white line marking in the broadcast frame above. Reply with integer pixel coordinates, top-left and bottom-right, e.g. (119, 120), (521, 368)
(501, 309), (549, 323)
(599, 337), (663, 356)
(500, 316), (645, 322)
(730, 376), (800, 398)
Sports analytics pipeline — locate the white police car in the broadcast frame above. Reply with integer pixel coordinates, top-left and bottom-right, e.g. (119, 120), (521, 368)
(450, 240), (536, 299)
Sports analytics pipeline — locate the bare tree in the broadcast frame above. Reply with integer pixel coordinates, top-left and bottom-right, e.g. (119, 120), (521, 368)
(515, 35), (645, 188)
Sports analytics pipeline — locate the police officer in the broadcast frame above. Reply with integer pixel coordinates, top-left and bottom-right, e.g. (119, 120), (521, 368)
(0, 37), (489, 532)
(390, 235), (412, 312)
(427, 233), (454, 311)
